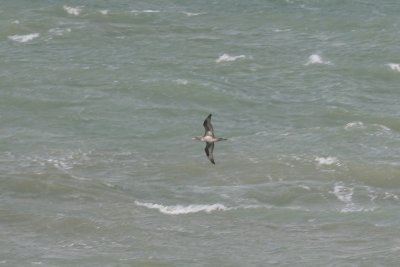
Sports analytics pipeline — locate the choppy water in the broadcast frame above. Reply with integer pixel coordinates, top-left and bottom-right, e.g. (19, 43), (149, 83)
(1, 1), (400, 266)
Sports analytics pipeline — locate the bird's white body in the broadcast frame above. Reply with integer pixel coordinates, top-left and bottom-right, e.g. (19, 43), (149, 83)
(194, 135), (225, 143)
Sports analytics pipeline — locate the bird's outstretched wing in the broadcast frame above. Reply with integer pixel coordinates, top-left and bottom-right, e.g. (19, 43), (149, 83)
(203, 114), (214, 136)
(204, 142), (215, 164)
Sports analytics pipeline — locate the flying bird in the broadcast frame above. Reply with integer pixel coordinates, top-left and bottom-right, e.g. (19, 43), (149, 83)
(193, 114), (227, 164)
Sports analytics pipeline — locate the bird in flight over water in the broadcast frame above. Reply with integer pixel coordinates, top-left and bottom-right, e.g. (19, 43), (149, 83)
(193, 114), (227, 164)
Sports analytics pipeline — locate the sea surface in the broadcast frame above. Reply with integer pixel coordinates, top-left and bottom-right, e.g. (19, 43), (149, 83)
(1, 1), (400, 266)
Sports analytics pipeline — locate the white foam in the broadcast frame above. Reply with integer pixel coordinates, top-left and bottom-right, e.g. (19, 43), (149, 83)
(299, 185), (311, 191)
(131, 10), (161, 14)
(135, 201), (231, 215)
(8, 33), (40, 43)
(383, 192), (399, 200)
(34, 151), (92, 172)
(305, 54), (331, 66)
(345, 121), (391, 133)
(388, 63), (400, 72)
(331, 183), (368, 213)
(99, 10), (109, 15)
(174, 79), (189, 85)
(273, 28), (291, 33)
(315, 156), (340, 166)
(333, 184), (353, 204)
(46, 157), (74, 170)
(49, 28), (71, 36)
(216, 53), (246, 63)
(63, 5), (82, 16)
(344, 121), (365, 130)
(375, 124), (391, 132)
(182, 12), (204, 17)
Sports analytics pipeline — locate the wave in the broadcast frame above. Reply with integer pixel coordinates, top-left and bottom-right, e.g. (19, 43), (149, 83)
(8, 33), (40, 43)
(135, 201), (231, 215)
(131, 10), (161, 14)
(315, 156), (340, 166)
(63, 5), (83, 16)
(331, 183), (377, 213)
(305, 54), (331, 66)
(330, 179), (400, 213)
(216, 53), (246, 63)
(182, 12), (204, 17)
(134, 201), (272, 215)
(344, 121), (392, 133)
(333, 183), (353, 204)
(344, 121), (366, 130)
(332, 183), (359, 213)
(174, 79), (189, 85)
(387, 63), (400, 72)
(48, 28), (72, 37)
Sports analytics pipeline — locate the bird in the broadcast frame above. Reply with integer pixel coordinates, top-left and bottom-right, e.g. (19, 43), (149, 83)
(193, 114), (227, 164)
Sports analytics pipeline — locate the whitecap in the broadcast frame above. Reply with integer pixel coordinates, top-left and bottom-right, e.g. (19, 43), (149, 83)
(387, 63), (400, 72)
(315, 156), (340, 166)
(216, 53), (246, 63)
(63, 5), (82, 16)
(299, 185), (311, 191)
(8, 33), (40, 43)
(305, 54), (331, 66)
(99, 10), (109, 15)
(374, 124), (391, 132)
(273, 28), (291, 33)
(182, 12), (204, 17)
(135, 201), (231, 215)
(345, 121), (391, 133)
(48, 28), (71, 36)
(331, 183), (370, 213)
(383, 192), (399, 200)
(174, 79), (189, 85)
(333, 183), (353, 204)
(131, 10), (161, 14)
(46, 157), (74, 170)
(344, 121), (365, 130)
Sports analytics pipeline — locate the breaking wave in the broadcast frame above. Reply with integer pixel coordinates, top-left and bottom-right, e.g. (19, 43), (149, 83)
(134, 201), (268, 215)
(315, 156), (340, 166)
(8, 33), (40, 43)
(63, 5), (83, 16)
(387, 63), (400, 72)
(216, 53), (246, 63)
(135, 201), (231, 215)
(305, 54), (331, 65)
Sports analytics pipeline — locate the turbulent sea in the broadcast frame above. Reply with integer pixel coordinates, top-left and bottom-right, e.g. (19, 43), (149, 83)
(1, 1), (400, 266)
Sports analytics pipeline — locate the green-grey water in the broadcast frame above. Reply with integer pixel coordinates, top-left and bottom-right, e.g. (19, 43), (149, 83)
(1, 1), (400, 266)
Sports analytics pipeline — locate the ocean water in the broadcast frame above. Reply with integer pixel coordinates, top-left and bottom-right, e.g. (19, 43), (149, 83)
(1, 0), (400, 266)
